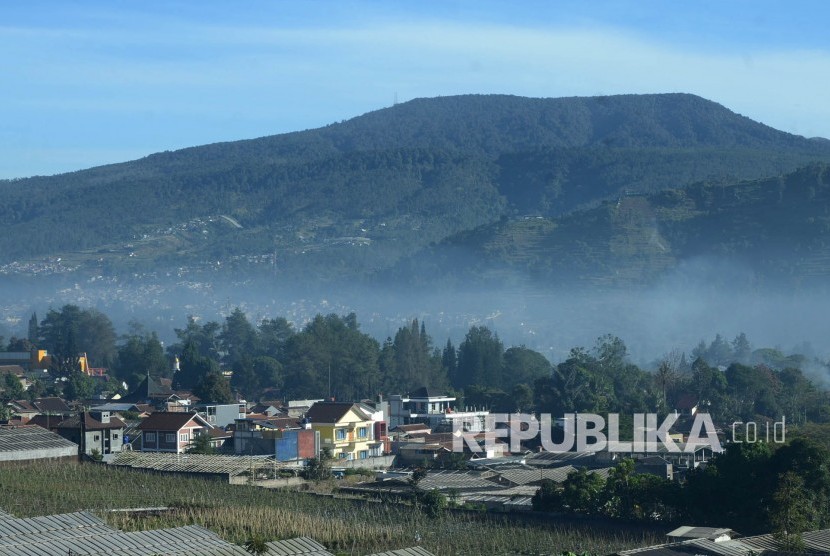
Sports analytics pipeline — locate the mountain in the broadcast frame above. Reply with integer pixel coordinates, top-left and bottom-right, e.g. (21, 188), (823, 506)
(1, 93), (829, 284)
(393, 163), (830, 289)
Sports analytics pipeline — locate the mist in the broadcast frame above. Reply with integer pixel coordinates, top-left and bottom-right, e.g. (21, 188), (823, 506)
(3, 254), (830, 374)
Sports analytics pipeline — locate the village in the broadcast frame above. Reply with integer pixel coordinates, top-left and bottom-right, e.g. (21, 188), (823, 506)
(3, 344), (828, 555)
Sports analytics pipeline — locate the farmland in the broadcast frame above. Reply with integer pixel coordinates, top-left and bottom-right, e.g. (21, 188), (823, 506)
(0, 460), (662, 555)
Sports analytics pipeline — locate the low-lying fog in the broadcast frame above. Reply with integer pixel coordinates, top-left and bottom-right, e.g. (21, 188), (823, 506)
(1, 256), (828, 371)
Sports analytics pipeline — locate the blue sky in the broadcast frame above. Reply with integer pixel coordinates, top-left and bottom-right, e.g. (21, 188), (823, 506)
(2, 1), (829, 178)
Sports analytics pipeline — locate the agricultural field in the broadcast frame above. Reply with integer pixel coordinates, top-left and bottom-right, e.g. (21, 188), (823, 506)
(0, 461), (662, 555)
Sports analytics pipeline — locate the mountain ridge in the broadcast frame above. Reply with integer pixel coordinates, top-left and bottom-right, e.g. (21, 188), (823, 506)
(2, 93), (830, 287)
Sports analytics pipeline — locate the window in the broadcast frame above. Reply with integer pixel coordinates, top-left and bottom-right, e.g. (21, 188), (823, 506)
(357, 427), (367, 438)
(359, 450), (368, 459)
(336, 428), (346, 440)
(180, 433), (189, 442)
(338, 452), (348, 459)
(94, 434), (100, 441)
(145, 432), (156, 443)
(165, 433), (176, 443)
(112, 433), (118, 439)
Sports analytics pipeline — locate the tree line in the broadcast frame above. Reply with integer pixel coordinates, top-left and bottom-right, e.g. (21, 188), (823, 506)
(533, 437), (830, 549)
(2, 305), (830, 432)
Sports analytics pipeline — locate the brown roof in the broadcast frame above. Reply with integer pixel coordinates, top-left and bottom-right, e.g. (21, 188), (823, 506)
(268, 417), (303, 429)
(0, 365), (26, 375)
(10, 400), (38, 412)
(675, 393), (699, 410)
(26, 414), (65, 430)
(137, 411), (209, 431)
(34, 397), (72, 413)
(305, 402), (358, 424)
(56, 412), (126, 431)
(207, 427), (232, 439)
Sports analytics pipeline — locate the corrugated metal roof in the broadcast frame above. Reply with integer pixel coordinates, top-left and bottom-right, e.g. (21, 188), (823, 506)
(0, 425), (78, 454)
(616, 527), (830, 555)
(0, 523), (251, 556)
(418, 470), (496, 491)
(264, 536), (334, 555)
(0, 511), (105, 537)
(110, 451), (291, 476)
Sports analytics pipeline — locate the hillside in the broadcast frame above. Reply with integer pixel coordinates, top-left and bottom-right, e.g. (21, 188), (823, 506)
(1, 93), (829, 283)
(394, 163), (830, 289)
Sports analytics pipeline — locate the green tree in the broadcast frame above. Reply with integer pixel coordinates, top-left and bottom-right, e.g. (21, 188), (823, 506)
(561, 467), (606, 515)
(188, 432), (217, 455)
(169, 316), (221, 361)
(220, 308), (258, 367)
(531, 478), (562, 512)
(732, 332), (752, 363)
(455, 326), (503, 389)
(257, 317), (294, 361)
(1, 372), (24, 401)
(39, 305), (117, 374)
(419, 489), (447, 517)
(193, 371), (233, 404)
(115, 324), (169, 388)
(64, 370), (96, 401)
(303, 448), (332, 481)
(770, 471), (809, 551)
(27, 312), (37, 344)
(174, 338), (220, 390)
(282, 313), (380, 400)
(232, 355), (282, 399)
(502, 346), (552, 389)
(442, 339), (457, 379)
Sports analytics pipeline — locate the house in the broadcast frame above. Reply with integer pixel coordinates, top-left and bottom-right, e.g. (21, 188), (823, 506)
(234, 417), (319, 461)
(286, 398), (323, 418)
(0, 350), (50, 372)
(388, 387), (454, 429)
(8, 397), (72, 422)
(119, 374), (198, 410)
(0, 365), (28, 391)
(137, 411), (211, 453)
(356, 401), (390, 455)
(674, 393), (700, 416)
(247, 402), (283, 417)
(206, 426), (233, 451)
(89, 402), (153, 419)
(53, 411), (126, 457)
(193, 402), (246, 427)
(305, 402), (382, 461)
(388, 386), (490, 433)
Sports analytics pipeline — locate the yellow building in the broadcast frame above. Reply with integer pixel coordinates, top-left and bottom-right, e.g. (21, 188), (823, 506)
(31, 350), (101, 376)
(305, 402), (380, 461)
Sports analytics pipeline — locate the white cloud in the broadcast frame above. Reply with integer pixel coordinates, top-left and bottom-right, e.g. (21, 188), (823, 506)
(2, 14), (830, 176)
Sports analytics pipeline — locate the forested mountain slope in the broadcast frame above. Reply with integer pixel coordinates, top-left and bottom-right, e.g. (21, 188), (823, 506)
(1, 93), (829, 283)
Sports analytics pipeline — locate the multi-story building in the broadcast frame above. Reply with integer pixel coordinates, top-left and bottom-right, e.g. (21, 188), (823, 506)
(193, 403), (246, 428)
(305, 402), (383, 461)
(137, 411), (211, 454)
(234, 417), (319, 461)
(388, 387), (490, 432)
